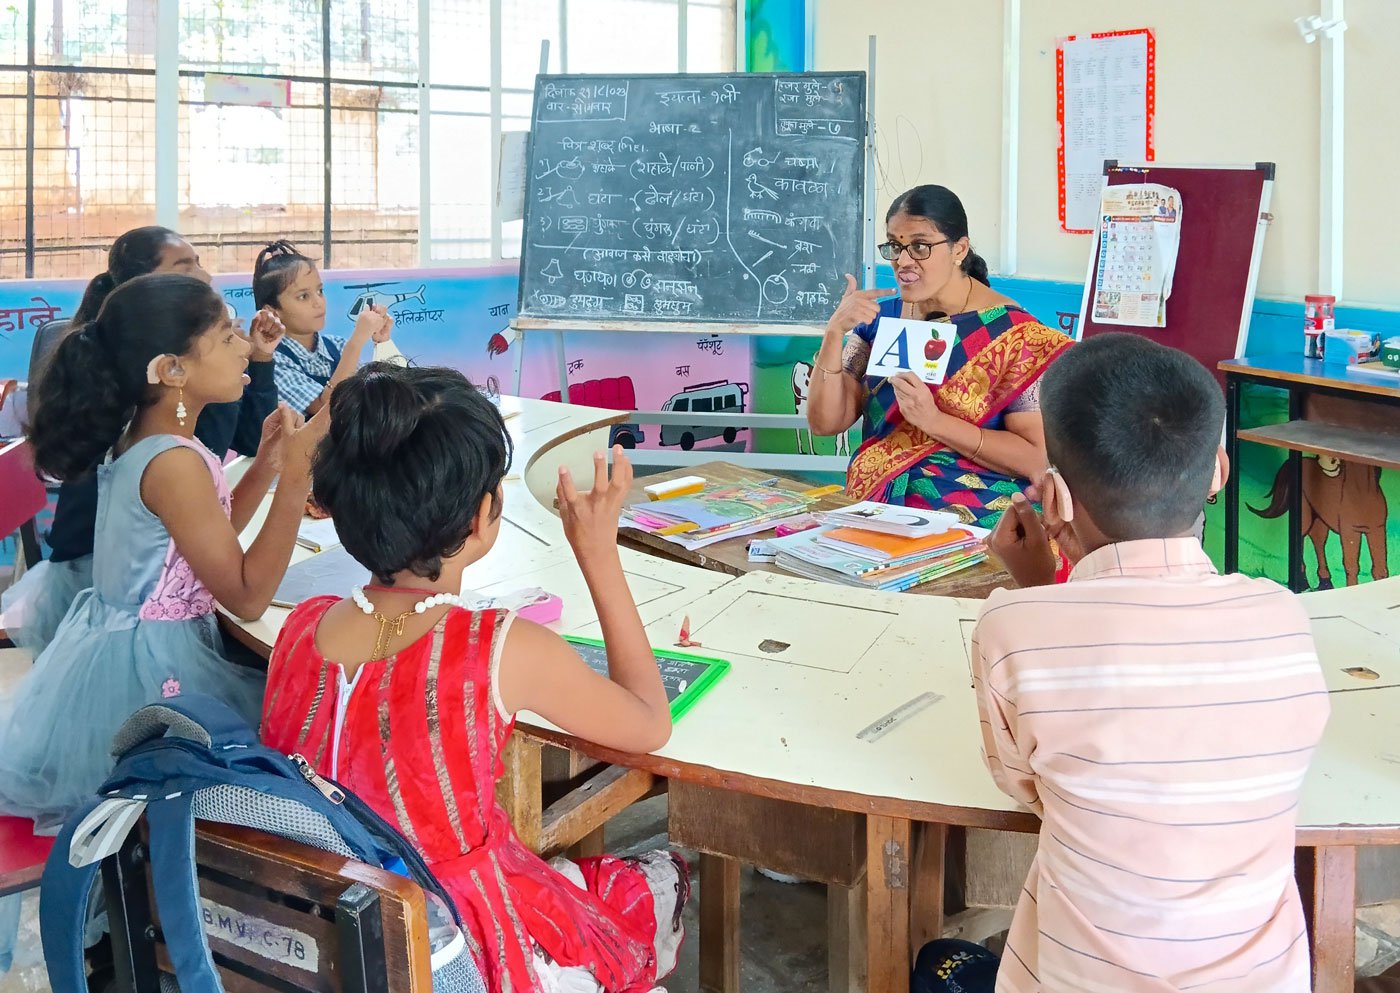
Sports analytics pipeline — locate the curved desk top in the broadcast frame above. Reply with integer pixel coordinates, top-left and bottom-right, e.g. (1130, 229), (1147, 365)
(232, 397), (1400, 846)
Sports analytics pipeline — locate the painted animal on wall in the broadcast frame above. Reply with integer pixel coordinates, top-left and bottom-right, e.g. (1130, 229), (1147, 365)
(791, 361), (849, 457)
(1250, 455), (1390, 589)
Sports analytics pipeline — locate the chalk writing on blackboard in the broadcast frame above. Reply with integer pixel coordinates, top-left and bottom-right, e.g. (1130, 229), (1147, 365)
(519, 72), (866, 326)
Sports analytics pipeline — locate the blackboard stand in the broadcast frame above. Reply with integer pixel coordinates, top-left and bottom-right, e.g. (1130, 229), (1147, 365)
(508, 316), (845, 472)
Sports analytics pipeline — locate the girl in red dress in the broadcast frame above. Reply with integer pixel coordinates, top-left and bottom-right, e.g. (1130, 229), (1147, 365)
(260, 364), (687, 993)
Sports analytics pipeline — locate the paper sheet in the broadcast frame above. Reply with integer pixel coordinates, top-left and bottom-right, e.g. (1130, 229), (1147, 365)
(1091, 183), (1183, 328)
(1059, 30), (1153, 232)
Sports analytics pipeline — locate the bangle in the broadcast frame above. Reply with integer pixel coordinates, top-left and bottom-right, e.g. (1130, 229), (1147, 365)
(970, 427), (986, 462)
(813, 353), (843, 377)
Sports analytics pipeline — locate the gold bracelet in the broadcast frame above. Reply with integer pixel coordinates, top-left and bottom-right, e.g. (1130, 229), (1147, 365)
(970, 427), (986, 462)
(813, 354), (843, 377)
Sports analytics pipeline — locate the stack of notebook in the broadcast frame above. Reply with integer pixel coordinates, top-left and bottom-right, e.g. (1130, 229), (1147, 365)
(622, 484), (813, 551)
(769, 503), (988, 592)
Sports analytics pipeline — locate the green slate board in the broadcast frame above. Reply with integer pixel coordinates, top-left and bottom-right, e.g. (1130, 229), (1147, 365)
(562, 634), (731, 723)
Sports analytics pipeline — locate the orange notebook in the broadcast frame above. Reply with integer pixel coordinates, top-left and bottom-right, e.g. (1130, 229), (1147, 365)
(822, 525), (975, 561)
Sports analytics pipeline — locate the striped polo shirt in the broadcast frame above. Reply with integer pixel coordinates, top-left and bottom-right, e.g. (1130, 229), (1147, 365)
(972, 537), (1329, 993)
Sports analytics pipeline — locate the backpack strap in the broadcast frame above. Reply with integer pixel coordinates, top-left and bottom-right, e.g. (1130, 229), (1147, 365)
(40, 798), (111, 993)
(146, 794), (227, 993)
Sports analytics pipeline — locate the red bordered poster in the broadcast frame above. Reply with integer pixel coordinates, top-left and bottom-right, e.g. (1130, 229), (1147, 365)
(1056, 28), (1156, 233)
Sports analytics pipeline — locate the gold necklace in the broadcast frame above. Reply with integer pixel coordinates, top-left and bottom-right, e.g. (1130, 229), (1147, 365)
(368, 607), (415, 661)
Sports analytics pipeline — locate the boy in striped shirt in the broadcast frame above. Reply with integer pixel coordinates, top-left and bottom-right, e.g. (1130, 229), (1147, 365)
(969, 333), (1329, 993)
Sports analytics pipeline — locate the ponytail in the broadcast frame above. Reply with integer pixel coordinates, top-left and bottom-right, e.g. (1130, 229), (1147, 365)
(72, 225), (180, 324)
(72, 272), (116, 326)
(961, 250), (990, 287)
(27, 320), (134, 480)
(25, 273), (225, 481)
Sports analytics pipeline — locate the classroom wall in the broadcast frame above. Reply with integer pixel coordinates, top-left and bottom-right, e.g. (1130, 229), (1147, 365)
(812, 0), (1400, 308)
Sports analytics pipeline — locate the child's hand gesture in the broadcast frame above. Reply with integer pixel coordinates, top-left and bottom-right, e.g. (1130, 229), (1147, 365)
(247, 308), (286, 360)
(557, 446), (632, 566)
(988, 492), (1059, 589)
(281, 404), (332, 484)
(351, 303), (391, 346)
(253, 401), (305, 475)
(371, 311), (395, 344)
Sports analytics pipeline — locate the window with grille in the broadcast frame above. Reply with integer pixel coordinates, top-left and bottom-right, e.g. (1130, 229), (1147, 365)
(0, 0), (735, 277)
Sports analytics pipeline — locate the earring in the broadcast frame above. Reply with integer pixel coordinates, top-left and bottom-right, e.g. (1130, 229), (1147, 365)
(176, 387), (187, 428)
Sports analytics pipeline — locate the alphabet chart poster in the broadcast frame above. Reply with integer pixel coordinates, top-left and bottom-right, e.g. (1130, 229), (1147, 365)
(1057, 28), (1155, 233)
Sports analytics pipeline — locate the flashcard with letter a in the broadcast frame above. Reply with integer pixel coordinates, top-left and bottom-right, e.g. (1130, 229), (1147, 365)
(867, 317), (957, 384)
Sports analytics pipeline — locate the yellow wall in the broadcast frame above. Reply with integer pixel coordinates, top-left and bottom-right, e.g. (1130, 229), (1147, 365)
(813, 0), (1396, 305)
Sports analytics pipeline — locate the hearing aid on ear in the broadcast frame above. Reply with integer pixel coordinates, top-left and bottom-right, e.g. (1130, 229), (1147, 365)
(1044, 466), (1075, 523)
(145, 354), (181, 385)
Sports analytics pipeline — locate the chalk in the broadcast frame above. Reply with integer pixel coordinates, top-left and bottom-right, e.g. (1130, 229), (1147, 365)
(645, 475), (706, 500)
(856, 691), (943, 742)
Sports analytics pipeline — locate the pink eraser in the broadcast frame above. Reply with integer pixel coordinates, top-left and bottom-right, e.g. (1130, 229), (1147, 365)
(504, 588), (563, 624)
(469, 587), (563, 624)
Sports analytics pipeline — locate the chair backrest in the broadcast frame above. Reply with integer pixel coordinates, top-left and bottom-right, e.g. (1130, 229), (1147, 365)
(0, 439), (46, 567)
(105, 819), (434, 993)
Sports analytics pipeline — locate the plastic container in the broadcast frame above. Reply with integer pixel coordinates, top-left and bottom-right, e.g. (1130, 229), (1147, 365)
(1304, 294), (1335, 359)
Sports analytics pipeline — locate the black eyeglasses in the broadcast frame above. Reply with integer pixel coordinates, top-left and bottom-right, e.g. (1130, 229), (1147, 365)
(877, 239), (949, 262)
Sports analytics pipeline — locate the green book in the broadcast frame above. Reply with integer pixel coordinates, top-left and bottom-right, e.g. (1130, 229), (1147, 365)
(562, 635), (731, 723)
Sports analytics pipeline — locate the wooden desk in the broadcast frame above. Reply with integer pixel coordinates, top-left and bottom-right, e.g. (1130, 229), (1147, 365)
(619, 461), (1013, 601)
(1219, 355), (1400, 591)
(228, 397), (1400, 993)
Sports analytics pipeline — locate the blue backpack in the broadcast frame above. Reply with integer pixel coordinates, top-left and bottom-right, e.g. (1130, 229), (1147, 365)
(40, 693), (485, 993)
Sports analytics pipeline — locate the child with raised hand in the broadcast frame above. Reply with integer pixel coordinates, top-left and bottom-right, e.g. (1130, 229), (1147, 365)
(3, 225), (287, 658)
(253, 240), (403, 417)
(0, 273), (327, 830)
(261, 363), (687, 993)
(957, 332), (1328, 993)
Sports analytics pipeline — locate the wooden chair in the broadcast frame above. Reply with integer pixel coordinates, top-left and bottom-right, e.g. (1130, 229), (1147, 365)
(104, 820), (435, 993)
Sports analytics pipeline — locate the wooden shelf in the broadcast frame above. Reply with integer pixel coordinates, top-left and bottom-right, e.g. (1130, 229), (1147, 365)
(1236, 420), (1400, 471)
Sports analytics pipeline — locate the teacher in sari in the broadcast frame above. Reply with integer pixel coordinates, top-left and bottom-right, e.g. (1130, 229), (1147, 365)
(806, 185), (1072, 528)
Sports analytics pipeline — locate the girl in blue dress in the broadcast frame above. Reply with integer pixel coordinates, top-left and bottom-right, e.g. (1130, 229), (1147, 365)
(0, 272), (327, 831)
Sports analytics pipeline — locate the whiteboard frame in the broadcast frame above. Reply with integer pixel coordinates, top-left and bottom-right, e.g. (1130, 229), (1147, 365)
(1075, 160), (1274, 365)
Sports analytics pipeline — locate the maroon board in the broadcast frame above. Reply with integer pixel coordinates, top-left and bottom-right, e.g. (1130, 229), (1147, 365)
(1077, 162), (1274, 389)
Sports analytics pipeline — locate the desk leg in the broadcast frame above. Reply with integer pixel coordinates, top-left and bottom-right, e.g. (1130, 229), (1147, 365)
(699, 854), (741, 993)
(829, 884), (867, 993)
(909, 823), (948, 965)
(866, 815), (912, 993)
(496, 736), (543, 851)
(1299, 845), (1357, 993)
(1287, 389), (1305, 592)
(1224, 374), (1241, 574)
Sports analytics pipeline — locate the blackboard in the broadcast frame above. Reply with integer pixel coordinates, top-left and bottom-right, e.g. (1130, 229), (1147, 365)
(518, 72), (867, 327)
(563, 635), (731, 722)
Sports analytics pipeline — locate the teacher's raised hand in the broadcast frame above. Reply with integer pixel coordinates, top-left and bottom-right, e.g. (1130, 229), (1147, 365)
(827, 273), (890, 334)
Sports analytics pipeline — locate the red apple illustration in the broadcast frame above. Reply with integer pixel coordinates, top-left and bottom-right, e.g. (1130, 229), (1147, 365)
(924, 336), (948, 361)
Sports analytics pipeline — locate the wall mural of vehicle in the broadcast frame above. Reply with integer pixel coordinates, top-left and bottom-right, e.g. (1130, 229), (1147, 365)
(659, 380), (749, 450)
(540, 376), (646, 449)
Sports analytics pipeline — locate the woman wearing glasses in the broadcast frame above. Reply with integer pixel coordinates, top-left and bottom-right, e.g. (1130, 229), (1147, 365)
(805, 185), (1071, 527)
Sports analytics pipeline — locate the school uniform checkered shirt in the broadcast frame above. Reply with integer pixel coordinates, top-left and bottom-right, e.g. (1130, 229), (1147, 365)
(273, 334), (346, 414)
